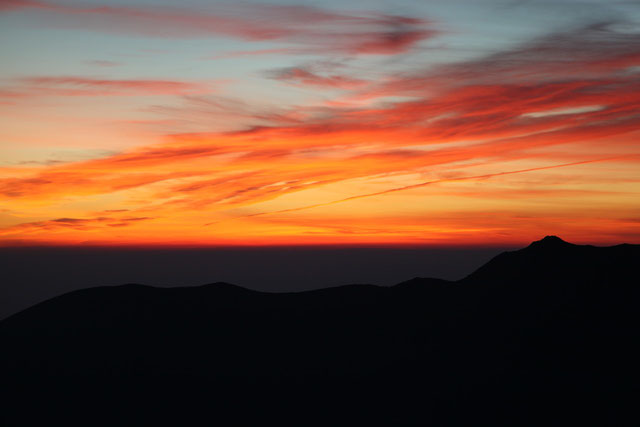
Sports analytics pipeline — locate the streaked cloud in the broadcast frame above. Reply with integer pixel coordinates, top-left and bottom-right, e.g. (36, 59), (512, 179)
(268, 66), (369, 89)
(1, 2), (639, 245)
(0, 1), (435, 56)
(2, 76), (215, 99)
(0, 215), (154, 237)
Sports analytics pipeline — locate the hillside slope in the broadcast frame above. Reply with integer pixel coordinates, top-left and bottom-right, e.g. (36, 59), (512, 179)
(1, 237), (638, 426)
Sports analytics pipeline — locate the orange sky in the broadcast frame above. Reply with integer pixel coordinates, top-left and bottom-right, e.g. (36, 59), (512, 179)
(1, 1), (640, 246)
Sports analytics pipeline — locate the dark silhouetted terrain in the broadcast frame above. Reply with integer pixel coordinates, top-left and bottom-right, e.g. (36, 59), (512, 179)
(0, 245), (508, 321)
(1, 236), (638, 426)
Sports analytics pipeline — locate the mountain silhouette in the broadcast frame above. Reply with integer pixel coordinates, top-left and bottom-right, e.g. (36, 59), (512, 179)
(1, 237), (638, 426)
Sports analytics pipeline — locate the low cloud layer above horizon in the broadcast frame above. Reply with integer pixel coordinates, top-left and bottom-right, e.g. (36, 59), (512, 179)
(1, 0), (639, 246)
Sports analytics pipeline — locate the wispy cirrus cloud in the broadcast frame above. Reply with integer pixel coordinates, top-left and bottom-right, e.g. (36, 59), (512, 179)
(0, 1), (435, 56)
(0, 0), (48, 11)
(1, 17), (639, 245)
(3, 19), (639, 205)
(355, 21), (640, 100)
(222, 157), (632, 221)
(1, 76), (216, 99)
(267, 66), (369, 89)
(0, 215), (154, 236)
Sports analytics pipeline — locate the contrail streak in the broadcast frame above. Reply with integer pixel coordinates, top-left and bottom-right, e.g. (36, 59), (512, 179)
(206, 156), (627, 225)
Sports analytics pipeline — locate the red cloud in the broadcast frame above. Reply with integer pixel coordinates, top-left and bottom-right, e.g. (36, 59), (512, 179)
(270, 67), (369, 89)
(354, 22), (640, 100)
(3, 76), (214, 98)
(0, 0), (49, 11)
(1, 21), (639, 245)
(1, 1), (435, 56)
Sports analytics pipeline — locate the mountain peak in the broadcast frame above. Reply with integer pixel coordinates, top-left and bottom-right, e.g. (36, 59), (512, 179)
(529, 235), (570, 248)
(540, 235), (565, 243)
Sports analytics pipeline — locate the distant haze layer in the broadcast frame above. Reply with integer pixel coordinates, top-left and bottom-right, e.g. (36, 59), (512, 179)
(0, 245), (509, 320)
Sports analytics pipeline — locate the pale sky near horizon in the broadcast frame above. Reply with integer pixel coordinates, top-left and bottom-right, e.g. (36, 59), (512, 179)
(1, 0), (640, 246)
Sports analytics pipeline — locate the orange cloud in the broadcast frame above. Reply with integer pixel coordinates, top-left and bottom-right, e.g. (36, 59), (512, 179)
(0, 215), (154, 236)
(2, 77), (214, 99)
(1, 21), (639, 246)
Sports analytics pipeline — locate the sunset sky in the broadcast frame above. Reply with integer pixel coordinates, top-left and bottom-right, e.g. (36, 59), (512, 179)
(1, 0), (640, 246)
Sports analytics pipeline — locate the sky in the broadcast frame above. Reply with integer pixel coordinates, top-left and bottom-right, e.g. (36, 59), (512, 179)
(1, 0), (640, 247)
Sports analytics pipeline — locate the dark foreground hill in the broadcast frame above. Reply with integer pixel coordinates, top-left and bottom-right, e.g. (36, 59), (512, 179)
(1, 236), (638, 426)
